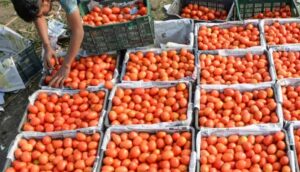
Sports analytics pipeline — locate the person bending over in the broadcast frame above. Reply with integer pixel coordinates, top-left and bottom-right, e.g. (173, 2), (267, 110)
(11, 0), (84, 88)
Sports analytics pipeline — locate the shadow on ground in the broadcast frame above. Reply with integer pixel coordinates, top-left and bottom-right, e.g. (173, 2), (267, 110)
(0, 74), (41, 170)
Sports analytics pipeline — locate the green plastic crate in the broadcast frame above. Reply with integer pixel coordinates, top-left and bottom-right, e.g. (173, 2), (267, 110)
(79, 0), (154, 54)
(14, 43), (42, 85)
(235, 0), (300, 20)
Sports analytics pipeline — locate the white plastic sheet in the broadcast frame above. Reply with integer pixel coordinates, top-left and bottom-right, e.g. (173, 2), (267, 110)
(154, 19), (194, 49)
(0, 25), (29, 92)
(0, 57), (25, 92)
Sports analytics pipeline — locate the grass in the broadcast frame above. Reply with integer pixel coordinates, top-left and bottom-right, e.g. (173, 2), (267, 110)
(0, 0), (10, 7)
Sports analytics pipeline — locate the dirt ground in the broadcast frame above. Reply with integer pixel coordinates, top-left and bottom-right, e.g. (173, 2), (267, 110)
(0, 0), (172, 170)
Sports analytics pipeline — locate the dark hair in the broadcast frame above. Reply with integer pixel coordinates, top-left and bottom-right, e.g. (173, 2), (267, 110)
(11, 0), (40, 22)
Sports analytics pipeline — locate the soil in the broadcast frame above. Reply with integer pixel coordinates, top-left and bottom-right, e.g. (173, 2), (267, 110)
(0, 0), (173, 170)
(151, 0), (173, 20)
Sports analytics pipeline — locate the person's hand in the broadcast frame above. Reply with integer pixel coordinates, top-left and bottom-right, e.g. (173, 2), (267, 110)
(43, 46), (57, 69)
(49, 64), (71, 88)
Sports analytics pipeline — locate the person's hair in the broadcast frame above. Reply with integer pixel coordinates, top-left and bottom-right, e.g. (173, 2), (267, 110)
(11, 0), (40, 22)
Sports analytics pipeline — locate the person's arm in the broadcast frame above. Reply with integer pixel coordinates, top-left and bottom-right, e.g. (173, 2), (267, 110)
(34, 16), (57, 69)
(61, 9), (84, 73)
(49, 9), (84, 88)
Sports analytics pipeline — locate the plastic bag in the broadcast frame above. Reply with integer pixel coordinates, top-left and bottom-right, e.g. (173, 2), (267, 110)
(41, 19), (67, 60)
(154, 19), (194, 49)
(0, 25), (28, 92)
(0, 56), (25, 92)
(0, 25), (28, 54)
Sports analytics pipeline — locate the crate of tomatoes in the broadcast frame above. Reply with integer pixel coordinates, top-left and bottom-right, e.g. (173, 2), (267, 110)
(261, 18), (300, 48)
(98, 126), (196, 171)
(166, 0), (236, 22)
(105, 81), (193, 127)
(276, 79), (300, 121)
(79, 0), (154, 54)
(194, 82), (284, 130)
(39, 51), (120, 90)
(235, 0), (300, 20)
(197, 49), (276, 85)
(269, 46), (300, 80)
(4, 127), (103, 172)
(197, 126), (295, 172)
(120, 48), (197, 82)
(195, 20), (265, 51)
(18, 89), (108, 133)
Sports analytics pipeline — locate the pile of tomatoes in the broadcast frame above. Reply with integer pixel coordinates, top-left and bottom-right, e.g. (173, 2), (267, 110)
(200, 53), (272, 84)
(199, 87), (278, 128)
(181, 4), (227, 21)
(101, 131), (192, 171)
(197, 24), (260, 50)
(294, 128), (300, 167)
(5, 132), (100, 172)
(253, 5), (292, 19)
(82, 2), (147, 26)
(273, 51), (300, 79)
(109, 83), (189, 125)
(200, 131), (291, 172)
(281, 85), (300, 121)
(44, 54), (116, 89)
(264, 21), (300, 45)
(22, 90), (106, 132)
(123, 49), (195, 81)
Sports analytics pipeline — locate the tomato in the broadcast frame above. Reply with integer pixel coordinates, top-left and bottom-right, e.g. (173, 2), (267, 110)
(5, 167), (16, 172)
(104, 81), (113, 90)
(38, 154), (48, 165)
(28, 105), (38, 114)
(20, 152), (31, 162)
